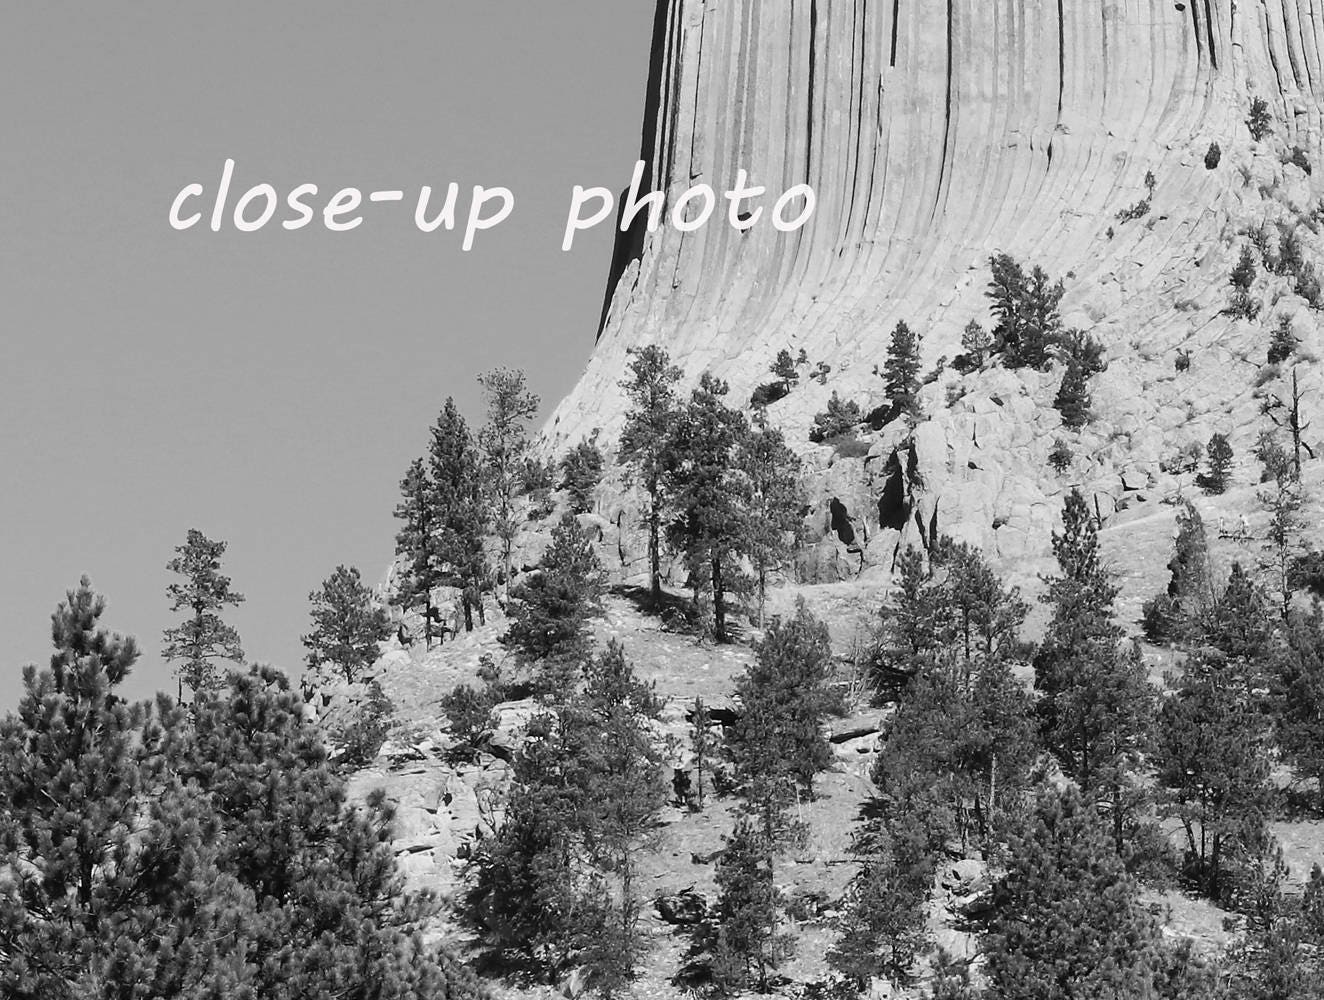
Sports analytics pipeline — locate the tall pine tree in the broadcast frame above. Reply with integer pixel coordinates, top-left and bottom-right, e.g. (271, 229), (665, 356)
(430, 397), (491, 631)
(618, 345), (684, 607)
(162, 528), (245, 700)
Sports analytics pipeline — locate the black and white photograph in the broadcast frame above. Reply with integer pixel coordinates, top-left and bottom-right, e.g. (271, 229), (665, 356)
(6, 2), (1324, 997)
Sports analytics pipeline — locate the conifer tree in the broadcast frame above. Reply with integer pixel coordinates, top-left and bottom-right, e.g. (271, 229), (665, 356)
(573, 642), (667, 992)
(1053, 360), (1092, 428)
(883, 320), (923, 421)
(478, 367), (539, 602)
(174, 664), (478, 1000)
(1269, 315), (1298, 365)
(1156, 654), (1273, 902)
(663, 373), (753, 642)
(728, 601), (836, 797)
(392, 457), (444, 648)
(1159, 501), (1216, 640)
(735, 424), (803, 627)
(707, 820), (793, 994)
(560, 434), (605, 515)
(1273, 606), (1324, 810)
(0, 579), (225, 999)
(1205, 432), (1234, 494)
(1035, 491), (1157, 855)
(303, 564), (392, 682)
(961, 320), (991, 368)
(827, 831), (932, 991)
(430, 397), (490, 631)
(162, 527), (245, 700)
(502, 511), (606, 699)
(984, 787), (1167, 1000)
(770, 348), (800, 390)
(1261, 464), (1307, 621)
(618, 345), (684, 607)
(987, 253), (1065, 369)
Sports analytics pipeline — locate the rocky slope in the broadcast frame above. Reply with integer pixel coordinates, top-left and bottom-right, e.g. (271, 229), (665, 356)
(545, 0), (1324, 580)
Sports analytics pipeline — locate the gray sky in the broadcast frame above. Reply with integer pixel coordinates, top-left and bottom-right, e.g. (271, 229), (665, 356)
(0, 2), (656, 706)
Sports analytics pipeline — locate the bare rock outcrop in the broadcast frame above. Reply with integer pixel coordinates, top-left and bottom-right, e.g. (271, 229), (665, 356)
(545, 0), (1324, 573)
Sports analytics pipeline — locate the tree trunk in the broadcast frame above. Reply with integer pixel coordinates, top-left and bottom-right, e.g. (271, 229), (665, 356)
(712, 555), (727, 642)
(648, 500), (662, 606)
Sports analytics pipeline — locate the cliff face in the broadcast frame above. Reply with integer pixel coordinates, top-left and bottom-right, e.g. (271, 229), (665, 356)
(546, 0), (1324, 577)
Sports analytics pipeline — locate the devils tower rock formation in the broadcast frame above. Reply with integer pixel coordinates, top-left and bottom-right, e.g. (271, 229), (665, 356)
(547, 0), (1324, 578)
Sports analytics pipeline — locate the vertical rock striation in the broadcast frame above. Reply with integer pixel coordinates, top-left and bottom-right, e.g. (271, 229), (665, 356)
(547, 0), (1324, 571)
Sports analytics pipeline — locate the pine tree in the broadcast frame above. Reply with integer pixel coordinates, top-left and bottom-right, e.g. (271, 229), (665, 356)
(770, 348), (799, 390)
(162, 527), (245, 700)
(174, 664), (478, 999)
(1272, 607), (1324, 812)
(561, 434), (605, 514)
(1269, 315), (1298, 365)
(735, 425), (803, 627)
(663, 373), (753, 642)
(883, 320), (923, 422)
(827, 828), (932, 990)
(1261, 466), (1307, 621)
(987, 253), (1065, 370)
(707, 820), (793, 994)
(0, 579), (218, 999)
(573, 642), (667, 993)
(984, 787), (1167, 1000)
(303, 564), (391, 683)
(1143, 502), (1216, 644)
(1035, 491), (1156, 855)
(1207, 562), (1274, 664)
(1053, 360), (1092, 428)
(430, 397), (490, 631)
(961, 320), (992, 368)
(1156, 654), (1273, 902)
(478, 367), (540, 602)
(728, 601), (836, 797)
(392, 457), (444, 648)
(502, 511), (606, 699)
(1205, 432), (1234, 494)
(809, 391), (865, 443)
(618, 345), (684, 607)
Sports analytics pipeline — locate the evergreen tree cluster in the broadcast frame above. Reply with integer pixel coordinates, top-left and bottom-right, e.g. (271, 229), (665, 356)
(617, 349), (804, 641)
(0, 579), (482, 1000)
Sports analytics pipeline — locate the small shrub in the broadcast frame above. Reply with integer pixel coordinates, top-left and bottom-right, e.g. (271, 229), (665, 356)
(1295, 261), (1323, 308)
(560, 435), (604, 513)
(1059, 329), (1107, 376)
(1254, 363), (1282, 388)
(1289, 550), (1324, 597)
(1228, 290), (1262, 320)
(1175, 349), (1192, 373)
(1141, 593), (1181, 644)
(750, 381), (790, 408)
(1160, 440), (1204, 475)
(1048, 438), (1074, 474)
(1205, 142), (1222, 169)
(1274, 224), (1303, 276)
(813, 361), (832, 384)
(959, 320), (992, 370)
(830, 432), (873, 459)
(1268, 315), (1297, 365)
(810, 392), (864, 443)
(1116, 198), (1151, 223)
(1248, 97), (1273, 141)
(1285, 146), (1312, 175)
(338, 681), (394, 770)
